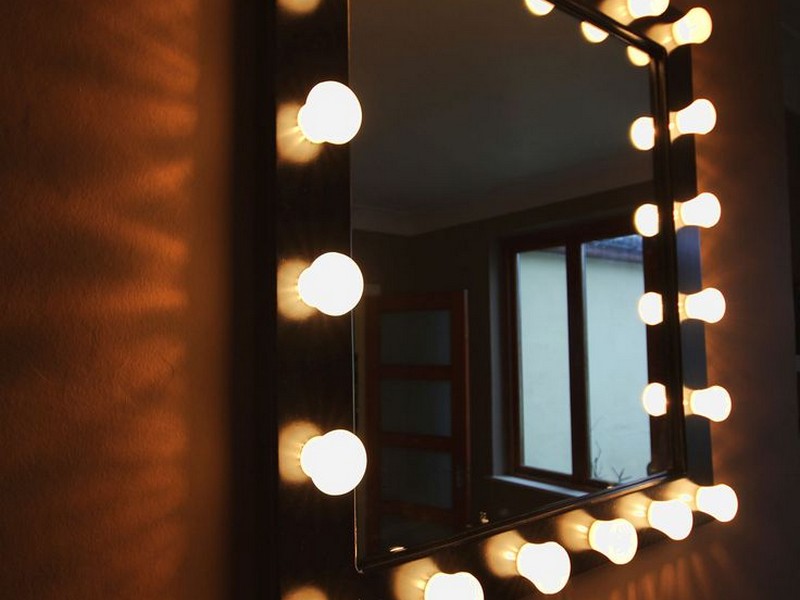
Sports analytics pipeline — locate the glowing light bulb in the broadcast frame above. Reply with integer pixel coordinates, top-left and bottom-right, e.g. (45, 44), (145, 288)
(634, 203), (660, 237)
(628, 0), (669, 19)
(630, 116), (655, 151)
(588, 519), (638, 565)
(424, 572), (484, 600)
(627, 46), (651, 67)
(695, 484), (738, 522)
(642, 382), (668, 417)
(516, 542), (571, 595)
(524, 0), (554, 16)
(297, 252), (364, 316)
(677, 192), (721, 229)
(297, 81), (362, 145)
(581, 22), (610, 43)
(688, 385), (732, 422)
(682, 288), (726, 323)
(674, 99), (717, 136)
(647, 500), (693, 540)
(638, 292), (664, 325)
(672, 7), (713, 46)
(299, 429), (367, 495)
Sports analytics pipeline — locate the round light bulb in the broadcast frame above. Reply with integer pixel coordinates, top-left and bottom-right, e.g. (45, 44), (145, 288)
(297, 81), (362, 145)
(630, 116), (655, 151)
(672, 7), (713, 46)
(581, 21), (610, 43)
(516, 542), (571, 595)
(678, 192), (721, 229)
(299, 429), (367, 495)
(297, 252), (364, 316)
(588, 519), (638, 565)
(674, 99), (717, 136)
(627, 0), (669, 19)
(688, 385), (732, 422)
(642, 382), (668, 417)
(627, 46), (651, 67)
(638, 292), (664, 325)
(683, 288), (726, 323)
(424, 572), (484, 600)
(695, 484), (738, 522)
(634, 203), (660, 237)
(524, 0), (555, 16)
(647, 500), (693, 540)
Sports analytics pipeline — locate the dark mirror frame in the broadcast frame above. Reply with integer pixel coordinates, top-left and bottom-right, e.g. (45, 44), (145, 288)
(238, 1), (716, 598)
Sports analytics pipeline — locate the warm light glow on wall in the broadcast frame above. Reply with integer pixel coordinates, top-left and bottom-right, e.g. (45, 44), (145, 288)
(627, 46), (651, 67)
(634, 203), (660, 237)
(524, 0), (554, 16)
(687, 385), (732, 422)
(647, 500), (694, 540)
(588, 519), (638, 565)
(638, 292), (664, 325)
(297, 252), (365, 316)
(695, 485), (738, 522)
(681, 288), (726, 323)
(277, 0), (322, 16)
(424, 572), (484, 600)
(581, 21), (610, 43)
(642, 382), (668, 417)
(676, 192), (721, 229)
(516, 542), (571, 594)
(297, 81), (363, 145)
(299, 429), (367, 495)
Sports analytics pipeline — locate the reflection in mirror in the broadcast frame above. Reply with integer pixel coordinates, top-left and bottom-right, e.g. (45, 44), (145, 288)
(350, 0), (673, 564)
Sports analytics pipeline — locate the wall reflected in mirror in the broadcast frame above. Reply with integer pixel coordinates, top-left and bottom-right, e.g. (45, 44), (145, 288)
(350, 0), (674, 564)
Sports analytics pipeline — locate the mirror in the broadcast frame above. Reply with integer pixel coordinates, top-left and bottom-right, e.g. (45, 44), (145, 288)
(350, 0), (676, 565)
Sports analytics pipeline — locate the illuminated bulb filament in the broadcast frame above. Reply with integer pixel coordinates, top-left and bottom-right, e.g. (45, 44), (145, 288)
(297, 252), (365, 316)
(638, 292), (664, 325)
(627, 0), (669, 19)
(647, 500), (694, 540)
(297, 81), (363, 145)
(524, 0), (555, 16)
(673, 99), (717, 136)
(581, 21), (610, 43)
(682, 288), (726, 323)
(677, 192), (721, 229)
(642, 382), (668, 417)
(695, 484), (738, 522)
(672, 7), (713, 46)
(630, 116), (655, 151)
(634, 203), (660, 237)
(424, 572), (484, 600)
(688, 385), (732, 422)
(299, 429), (367, 496)
(588, 519), (638, 565)
(516, 542), (571, 595)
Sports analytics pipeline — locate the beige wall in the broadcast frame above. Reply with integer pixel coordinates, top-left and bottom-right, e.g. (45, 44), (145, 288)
(0, 2), (231, 599)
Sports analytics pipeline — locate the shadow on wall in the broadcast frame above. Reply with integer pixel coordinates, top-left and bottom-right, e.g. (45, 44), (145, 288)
(0, 1), (228, 599)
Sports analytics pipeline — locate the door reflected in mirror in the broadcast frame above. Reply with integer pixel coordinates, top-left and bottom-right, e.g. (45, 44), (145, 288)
(350, 0), (675, 565)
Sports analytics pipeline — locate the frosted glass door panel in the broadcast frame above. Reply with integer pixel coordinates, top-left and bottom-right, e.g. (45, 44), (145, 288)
(380, 311), (451, 365)
(380, 380), (452, 436)
(380, 448), (453, 509)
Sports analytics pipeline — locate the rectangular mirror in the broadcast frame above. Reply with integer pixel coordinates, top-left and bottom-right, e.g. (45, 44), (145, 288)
(349, 0), (678, 566)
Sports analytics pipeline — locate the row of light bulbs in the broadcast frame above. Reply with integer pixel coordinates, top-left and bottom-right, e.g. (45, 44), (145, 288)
(286, 3), (738, 599)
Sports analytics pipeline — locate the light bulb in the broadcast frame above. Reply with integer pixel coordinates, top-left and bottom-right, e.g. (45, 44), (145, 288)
(299, 429), (367, 495)
(672, 7), (713, 46)
(674, 99), (717, 136)
(516, 542), (571, 595)
(647, 500), (693, 540)
(634, 203), (660, 237)
(630, 116), (655, 151)
(581, 22), (610, 43)
(297, 252), (364, 316)
(695, 484), (738, 522)
(297, 81), (362, 145)
(627, 46), (651, 67)
(424, 572), (484, 600)
(677, 192), (721, 229)
(588, 519), (638, 565)
(642, 382), (668, 417)
(627, 0), (669, 19)
(682, 288), (726, 323)
(524, 0), (554, 16)
(638, 292), (664, 325)
(688, 385), (732, 422)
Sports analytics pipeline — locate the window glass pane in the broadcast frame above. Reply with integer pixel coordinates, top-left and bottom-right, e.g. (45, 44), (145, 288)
(380, 380), (452, 436)
(380, 310), (451, 365)
(584, 235), (650, 483)
(517, 247), (572, 475)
